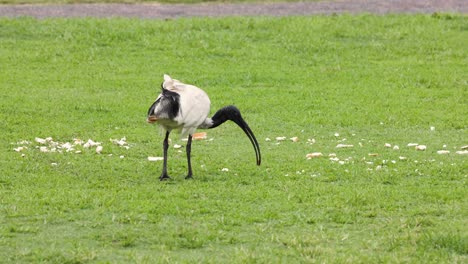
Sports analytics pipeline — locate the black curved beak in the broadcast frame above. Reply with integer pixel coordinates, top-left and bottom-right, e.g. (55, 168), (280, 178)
(209, 105), (261, 166)
(231, 117), (262, 166)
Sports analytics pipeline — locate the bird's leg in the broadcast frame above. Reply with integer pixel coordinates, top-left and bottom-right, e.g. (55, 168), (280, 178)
(160, 131), (171, 181)
(185, 134), (193, 179)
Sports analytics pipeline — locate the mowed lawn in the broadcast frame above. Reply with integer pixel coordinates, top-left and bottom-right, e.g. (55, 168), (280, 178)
(0, 14), (467, 262)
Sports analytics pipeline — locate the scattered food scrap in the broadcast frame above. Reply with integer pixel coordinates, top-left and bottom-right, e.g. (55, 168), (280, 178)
(39, 146), (48, 153)
(83, 139), (101, 148)
(306, 152), (323, 159)
(96, 146), (103, 154)
(415, 145), (427, 151)
(193, 132), (207, 140)
(148, 156), (164, 161)
(437, 150), (450, 155)
(336, 144), (354, 148)
(13, 137), (125, 156)
(110, 137), (127, 146)
(14, 146), (27, 152)
(35, 137), (47, 144)
(15, 131), (467, 173)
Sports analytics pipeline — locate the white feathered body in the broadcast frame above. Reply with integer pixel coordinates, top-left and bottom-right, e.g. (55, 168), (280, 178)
(149, 75), (211, 136)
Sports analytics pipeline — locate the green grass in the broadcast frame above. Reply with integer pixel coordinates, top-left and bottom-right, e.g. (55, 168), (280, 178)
(1, 14), (467, 262)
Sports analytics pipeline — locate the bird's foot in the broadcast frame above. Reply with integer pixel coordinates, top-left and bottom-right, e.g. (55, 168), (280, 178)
(159, 174), (171, 181)
(185, 174), (193, 180)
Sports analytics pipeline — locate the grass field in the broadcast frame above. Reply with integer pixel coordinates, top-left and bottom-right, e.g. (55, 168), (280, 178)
(1, 14), (467, 262)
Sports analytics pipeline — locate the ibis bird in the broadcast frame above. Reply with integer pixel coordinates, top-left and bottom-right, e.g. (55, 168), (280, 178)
(147, 74), (261, 181)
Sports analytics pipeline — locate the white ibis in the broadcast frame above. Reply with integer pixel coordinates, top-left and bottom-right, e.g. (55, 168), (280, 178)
(147, 74), (261, 181)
